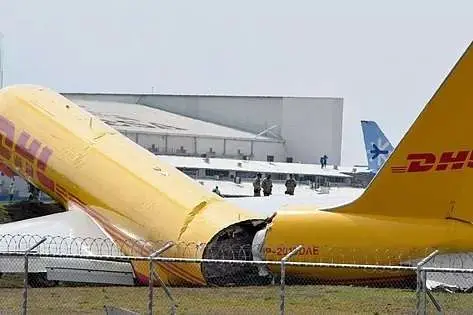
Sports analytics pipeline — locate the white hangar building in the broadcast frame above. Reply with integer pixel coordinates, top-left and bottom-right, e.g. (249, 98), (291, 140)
(63, 93), (344, 165)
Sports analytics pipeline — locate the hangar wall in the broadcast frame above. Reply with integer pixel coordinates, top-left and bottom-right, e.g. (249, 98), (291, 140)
(123, 132), (286, 162)
(64, 93), (343, 165)
(139, 95), (283, 137)
(281, 97), (343, 165)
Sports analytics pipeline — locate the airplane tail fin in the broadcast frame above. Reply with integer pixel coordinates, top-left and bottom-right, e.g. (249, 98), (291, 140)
(338, 42), (473, 222)
(361, 120), (394, 173)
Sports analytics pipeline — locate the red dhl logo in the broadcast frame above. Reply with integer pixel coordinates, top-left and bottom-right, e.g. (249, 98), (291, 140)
(391, 151), (473, 173)
(0, 115), (86, 207)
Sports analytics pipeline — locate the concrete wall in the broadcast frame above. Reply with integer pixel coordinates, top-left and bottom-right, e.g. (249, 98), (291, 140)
(64, 93), (343, 164)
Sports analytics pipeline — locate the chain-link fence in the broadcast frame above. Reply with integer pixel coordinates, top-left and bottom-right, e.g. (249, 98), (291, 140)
(1, 235), (473, 314)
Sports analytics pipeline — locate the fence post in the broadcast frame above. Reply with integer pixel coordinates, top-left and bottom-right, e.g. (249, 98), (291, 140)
(147, 242), (174, 315)
(280, 245), (303, 315)
(22, 237), (47, 315)
(416, 264), (422, 315)
(421, 269), (427, 313)
(152, 266), (178, 314)
(147, 257), (153, 315)
(415, 250), (439, 315)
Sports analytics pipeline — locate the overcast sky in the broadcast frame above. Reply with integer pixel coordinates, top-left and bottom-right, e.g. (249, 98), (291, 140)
(0, 0), (472, 165)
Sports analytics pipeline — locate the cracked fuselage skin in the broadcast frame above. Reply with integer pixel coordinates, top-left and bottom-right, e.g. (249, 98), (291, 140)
(0, 85), (262, 285)
(4, 42), (473, 288)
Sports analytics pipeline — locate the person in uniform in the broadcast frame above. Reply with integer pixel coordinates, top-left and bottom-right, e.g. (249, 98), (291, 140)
(285, 174), (297, 195)
(262, 174), (273, 196)
(253, 173), (262, 196)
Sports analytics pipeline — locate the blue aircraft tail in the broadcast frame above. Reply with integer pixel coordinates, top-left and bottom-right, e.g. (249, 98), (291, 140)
(361, 120), (394, 173)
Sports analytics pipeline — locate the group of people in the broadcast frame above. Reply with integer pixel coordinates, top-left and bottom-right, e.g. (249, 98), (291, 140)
(252, 173), (271, 196)
(210, 172), (298, 198)
(253, 173), (297, 197)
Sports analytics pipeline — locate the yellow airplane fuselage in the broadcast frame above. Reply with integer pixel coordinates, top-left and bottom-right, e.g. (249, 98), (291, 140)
(263, 210), (473, 282)
(2, 38), (473, 289)
(0, 85), (260, 285)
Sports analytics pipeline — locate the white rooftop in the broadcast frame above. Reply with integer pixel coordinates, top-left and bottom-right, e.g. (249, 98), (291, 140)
(226, 187), (364, 216)
(157, 155), (352, 178)
(198, 179), (363, 198)
(75, 100), (278, 142)
(337, 165), (370, 173)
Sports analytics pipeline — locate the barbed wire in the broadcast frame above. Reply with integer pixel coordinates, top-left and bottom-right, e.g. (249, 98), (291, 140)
(2, 247), (473, 313)
(2, 234), (473, 269)
(0, 234), (253, 261)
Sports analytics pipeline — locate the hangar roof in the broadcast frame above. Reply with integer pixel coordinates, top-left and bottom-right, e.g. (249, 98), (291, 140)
(75, 100), (279, 142)
(157, 155), (352, 178)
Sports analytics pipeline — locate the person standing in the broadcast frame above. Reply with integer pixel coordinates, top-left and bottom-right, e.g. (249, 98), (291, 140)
(0, 173), (4, 196)
(8, 180), (15, 202)
(28, 183), (40, 201)
(212, 186), (222, 197)
(285, 174), (297, 196)
(262, 174), (273, 196)
(253, 173), (262, 197)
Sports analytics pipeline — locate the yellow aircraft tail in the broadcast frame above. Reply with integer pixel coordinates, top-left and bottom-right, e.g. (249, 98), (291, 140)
(338, 41), (473, 222)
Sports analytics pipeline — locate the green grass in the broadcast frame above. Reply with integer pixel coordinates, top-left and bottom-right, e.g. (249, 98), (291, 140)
(0, 276), (472, 314)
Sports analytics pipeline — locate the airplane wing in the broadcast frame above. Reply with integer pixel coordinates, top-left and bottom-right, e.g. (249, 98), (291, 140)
(402, 253), (473, 292)
(227, 187), (363, 216)
(0, 204), (135, 285)
(0, 204), (122, 256)
(0, 186), (362, 254)
(0, 185), (362, 256)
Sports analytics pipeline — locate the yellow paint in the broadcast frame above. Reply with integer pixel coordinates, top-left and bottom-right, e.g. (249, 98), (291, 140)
(0, 40), (472, 286)
(264, 210), (473, 280)
(0, 85), (257, 285)
(263, 41), (473, 281)
(338, 40), (473, 222)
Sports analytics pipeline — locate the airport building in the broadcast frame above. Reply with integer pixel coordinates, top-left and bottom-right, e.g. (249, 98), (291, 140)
(0, 93), (366, 200)
(63, 93), (344, 166)
(71, 100), (285, 163)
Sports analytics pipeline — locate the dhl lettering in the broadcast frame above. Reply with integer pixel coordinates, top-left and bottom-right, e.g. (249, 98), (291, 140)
(265, 246), (319, 256)
(0, 115), (87, 205)
(15, 131), (41, 163)
(392, 150), (473, 173)
(406, 153), (435, 172)
(37, 147), (53, 171)
(436, 151), (469, 170)
(0, 116), (14, 160)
